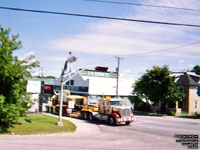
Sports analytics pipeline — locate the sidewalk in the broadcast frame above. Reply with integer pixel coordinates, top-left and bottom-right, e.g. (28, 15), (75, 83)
(44, 113), (101, 135)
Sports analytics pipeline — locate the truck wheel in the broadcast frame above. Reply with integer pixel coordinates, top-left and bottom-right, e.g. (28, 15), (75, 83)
(125, 121), (131, 125)
(109, 117), (116, 126)
(83, 112), (88, 120)
(89, 113), (93, 121)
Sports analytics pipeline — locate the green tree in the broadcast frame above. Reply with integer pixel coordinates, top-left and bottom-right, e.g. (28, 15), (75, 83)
(133, 66), (183, 113)
(0, 25), (40, 130)
(190, 65), (200, 75)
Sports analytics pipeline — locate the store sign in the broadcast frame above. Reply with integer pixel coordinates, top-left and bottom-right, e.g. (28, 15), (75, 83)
(26, 80), (41, 93)
(44, 85), (53, 94)
(80, 70), (117, 78)
(44, 85), (52, 90)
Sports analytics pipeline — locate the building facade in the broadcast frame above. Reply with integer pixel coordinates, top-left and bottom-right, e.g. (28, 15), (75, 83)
(176, 72), (200, 114)
(27, 67), (134, 111)
(54, 66), (134, 103)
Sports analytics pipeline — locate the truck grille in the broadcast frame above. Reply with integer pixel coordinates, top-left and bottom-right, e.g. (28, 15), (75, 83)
(121, 108), (131, 117)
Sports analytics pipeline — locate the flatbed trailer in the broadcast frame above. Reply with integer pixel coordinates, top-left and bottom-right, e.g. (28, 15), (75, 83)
(46, 90), (135, 125)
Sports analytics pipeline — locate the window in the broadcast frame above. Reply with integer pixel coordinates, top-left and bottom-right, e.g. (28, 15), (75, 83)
(197, 87), (200, 96)
(70, 80), (74, 86)
(180, 86), (184, 93)
(110, 101), (123, 106)
(66, 80), (74, 86)
(105, 101), (109, 106)
(76, 98), (84, 105)
(194, 101), (198, 110)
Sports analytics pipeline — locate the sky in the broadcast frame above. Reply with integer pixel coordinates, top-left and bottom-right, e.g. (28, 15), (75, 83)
(0, 0), (200, 81)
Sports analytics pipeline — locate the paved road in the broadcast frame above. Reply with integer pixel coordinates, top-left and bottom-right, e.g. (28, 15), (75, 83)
(97, 115), (200, 150)
(0, 114), (199, 150)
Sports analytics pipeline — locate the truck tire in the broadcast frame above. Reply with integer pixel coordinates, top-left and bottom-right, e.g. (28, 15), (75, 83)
(125, 121), (131, 125)
(89, 113), (93, 121)
(109, 117), (116, 126)
(83, 112), (88, 120)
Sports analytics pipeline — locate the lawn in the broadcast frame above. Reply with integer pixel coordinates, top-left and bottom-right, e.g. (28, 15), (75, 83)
(0, 114), (76, 135)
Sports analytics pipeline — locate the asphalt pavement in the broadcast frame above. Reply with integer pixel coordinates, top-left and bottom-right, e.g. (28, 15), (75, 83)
(0, 113), (199, 150)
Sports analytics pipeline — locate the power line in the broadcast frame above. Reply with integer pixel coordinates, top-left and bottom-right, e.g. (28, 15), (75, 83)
(0, 6), (200, 27)
(82, 0), (200, 12)
(124, 72), (144, 75)
(120, 41), (200, 58)
(83, 56), (114, 67)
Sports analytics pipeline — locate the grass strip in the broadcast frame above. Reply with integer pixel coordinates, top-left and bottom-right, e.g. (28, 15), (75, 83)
(0, 114), (76, 135)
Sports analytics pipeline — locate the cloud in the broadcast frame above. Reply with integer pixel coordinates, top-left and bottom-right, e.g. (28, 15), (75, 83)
(44, 56), (67, 62)
(44, 0), (200, 59)
(178, 60), (184, 64)
(18, 51), (39, 64)
(18, 51), (35, 60)
(120, 69), (133, 79)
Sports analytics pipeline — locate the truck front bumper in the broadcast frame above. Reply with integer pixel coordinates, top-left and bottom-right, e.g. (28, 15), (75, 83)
(116, 116), (136, 123)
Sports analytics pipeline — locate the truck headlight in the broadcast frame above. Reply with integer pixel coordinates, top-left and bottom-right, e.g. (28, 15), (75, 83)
(112, 108), (119, 112)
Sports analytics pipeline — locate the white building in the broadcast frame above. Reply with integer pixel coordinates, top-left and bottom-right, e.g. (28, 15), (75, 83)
(26, 78), (55, 112)
(54, 66), (134, 103)
(26, 80), (41, 112)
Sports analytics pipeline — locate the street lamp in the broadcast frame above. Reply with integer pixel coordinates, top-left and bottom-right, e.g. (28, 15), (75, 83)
(57, 55), (78, 126)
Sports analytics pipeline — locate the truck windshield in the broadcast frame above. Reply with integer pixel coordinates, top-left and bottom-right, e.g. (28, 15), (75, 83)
(110, 101), (123, 106)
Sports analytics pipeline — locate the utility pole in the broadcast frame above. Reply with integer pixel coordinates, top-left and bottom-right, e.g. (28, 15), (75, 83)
(115, 56), (123, 98)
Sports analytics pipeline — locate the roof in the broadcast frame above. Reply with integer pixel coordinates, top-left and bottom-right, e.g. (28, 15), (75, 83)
(176, 72), (200, 86)
(27, 77), (55, 85)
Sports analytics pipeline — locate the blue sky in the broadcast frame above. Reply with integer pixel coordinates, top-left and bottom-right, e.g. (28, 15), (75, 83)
(1, 0), (200, 81)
